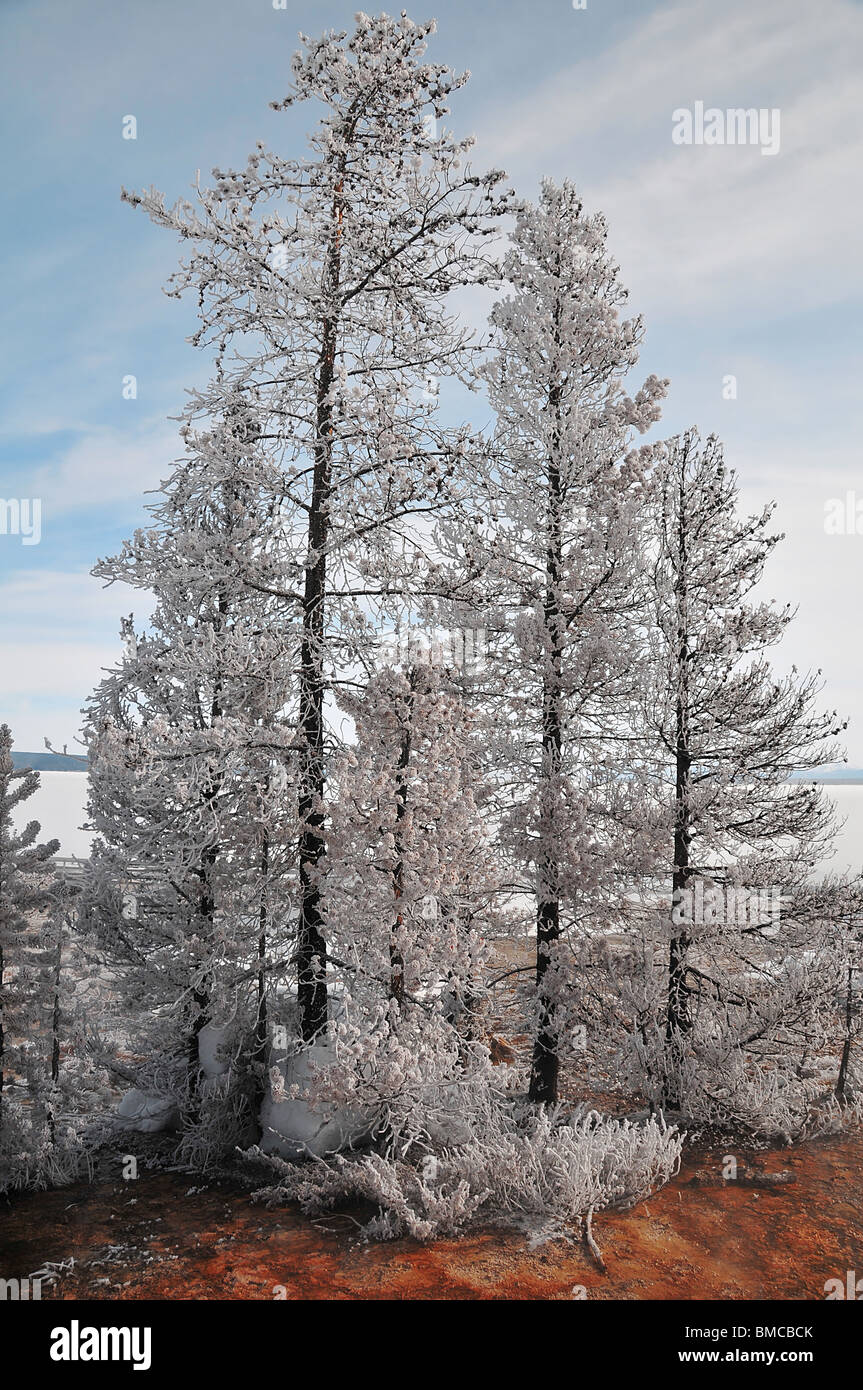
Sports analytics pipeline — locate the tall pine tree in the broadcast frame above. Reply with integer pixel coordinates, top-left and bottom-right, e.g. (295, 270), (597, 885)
(123, 13), (513, 1042)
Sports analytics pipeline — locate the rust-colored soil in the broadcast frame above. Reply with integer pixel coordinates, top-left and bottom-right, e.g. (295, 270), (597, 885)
(2, 1131), (861, 1300)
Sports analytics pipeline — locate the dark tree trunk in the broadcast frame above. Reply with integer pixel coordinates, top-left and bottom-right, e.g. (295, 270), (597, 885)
(836, 963), (855, 1103)
(187, 652), (224, 1107)
(296, 174), (346, 1044)
(296, 541), (329, 1041)
(51, 932), (62, 1085)
(389, 677), (416, 1010)
(664, 736), (692, 1108)
(188, 843), (217, 1105)
(664, 461), (692, 1111)
(529, 355), (564, 1107)
(0, 942), (5, 1127)
(250, 826), (269, 1135)
(530, 896), (561, 1105)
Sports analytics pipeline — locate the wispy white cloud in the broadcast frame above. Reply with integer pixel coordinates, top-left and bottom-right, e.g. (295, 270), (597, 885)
(477, 0), (863, 319)
(26, 422), (182, 513)
(0, 567), (155, 750)
(0, 568), (155, 638)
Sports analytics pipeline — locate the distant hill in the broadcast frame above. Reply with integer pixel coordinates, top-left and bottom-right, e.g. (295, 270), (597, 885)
(788, 767), (863, 784)
(11, 752), (88, 772)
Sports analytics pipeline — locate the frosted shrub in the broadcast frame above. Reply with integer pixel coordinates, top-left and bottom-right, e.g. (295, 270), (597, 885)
(0, 1091), (93, 1195)
(623, 1024), (824, 1143)
(601, 894), (863, 1141)
(177, 1073), (257, 1172)
(251, 1088), (681, 1241)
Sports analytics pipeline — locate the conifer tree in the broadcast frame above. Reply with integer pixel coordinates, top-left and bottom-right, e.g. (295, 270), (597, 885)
(0, 725), (61, 1187)
(440, 180), (666, 1103)
(123, 13), (512, 1041)
(635, 429), (847, 1117)
(322, 660), (500, 1149)
(85, 406), (296, 1137)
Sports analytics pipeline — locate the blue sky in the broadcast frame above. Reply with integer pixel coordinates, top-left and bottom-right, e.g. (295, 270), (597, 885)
(2, 0), (862, 757)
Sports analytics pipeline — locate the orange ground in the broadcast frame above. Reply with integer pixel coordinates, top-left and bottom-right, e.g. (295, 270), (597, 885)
(2, 1128), (861, 1300)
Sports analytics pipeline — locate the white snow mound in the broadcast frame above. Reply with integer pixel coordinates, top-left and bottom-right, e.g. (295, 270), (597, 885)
(116, 1088), (180, 1134)
(260, 1039), (373, 1160)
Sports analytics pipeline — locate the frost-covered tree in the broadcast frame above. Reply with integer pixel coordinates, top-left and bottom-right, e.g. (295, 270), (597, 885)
(0, 726), (94, 1189)
(776, 875), (863, 1114)
(0, 726), (60, 1130)
(85, 406), (297, 1142)
(123, 12), (512, 1042)
(439, 181), (666, 1104)
(308, 660), (503, 1157)
(253, 665), (683, 1239)
(631, 429), (848, 1118)
(327, 659), (498, 1045)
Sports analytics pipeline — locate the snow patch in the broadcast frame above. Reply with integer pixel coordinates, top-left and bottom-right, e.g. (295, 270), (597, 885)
(260, 1039), (373, 1161)
(116, 1088), (180, 1134)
